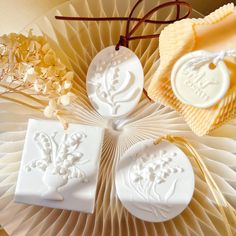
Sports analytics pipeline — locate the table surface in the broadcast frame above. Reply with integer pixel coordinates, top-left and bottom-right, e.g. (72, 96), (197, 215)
(0, 0), (233, 235)
(0, 0), (232, 34)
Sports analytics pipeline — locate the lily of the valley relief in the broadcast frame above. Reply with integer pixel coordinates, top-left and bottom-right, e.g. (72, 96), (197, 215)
(25, 131), (88, 201)
(129, 150), (184, 218)
(88, 50), (140, 115)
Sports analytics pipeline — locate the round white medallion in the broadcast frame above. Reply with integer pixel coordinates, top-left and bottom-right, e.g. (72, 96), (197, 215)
(115, 139), (195, 222)
(171, 50), (230, 108)
(86, 46), (144, 118)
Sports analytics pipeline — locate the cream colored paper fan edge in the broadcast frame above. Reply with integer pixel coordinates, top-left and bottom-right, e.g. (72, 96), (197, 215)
(0, 0), (235, 235)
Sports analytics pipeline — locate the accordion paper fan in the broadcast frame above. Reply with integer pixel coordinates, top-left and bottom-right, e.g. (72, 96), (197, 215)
(0, 0), (235, 235)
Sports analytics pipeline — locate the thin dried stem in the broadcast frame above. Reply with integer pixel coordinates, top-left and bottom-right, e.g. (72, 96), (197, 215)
(0, 83), (46, 106)
(0, 94), (43, 111)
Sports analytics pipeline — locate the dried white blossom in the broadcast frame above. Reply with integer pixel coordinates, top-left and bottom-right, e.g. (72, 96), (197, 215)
(0, 31), (75, 120)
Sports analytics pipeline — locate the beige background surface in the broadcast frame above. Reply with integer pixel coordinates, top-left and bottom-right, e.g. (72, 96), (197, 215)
(0, 0), (232, 235)
(0, 0), (233, 34)
(0, 0), (67, 34)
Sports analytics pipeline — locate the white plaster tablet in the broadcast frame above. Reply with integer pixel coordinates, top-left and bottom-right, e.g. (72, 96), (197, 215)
(86, 46), (144, 118)
(115, 140), (195, 222)
(15, 119), (104, 213)
(171, 50), (230, 108)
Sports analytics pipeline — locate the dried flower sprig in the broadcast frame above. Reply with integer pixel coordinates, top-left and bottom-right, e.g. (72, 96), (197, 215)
(0, 31), (75, 126)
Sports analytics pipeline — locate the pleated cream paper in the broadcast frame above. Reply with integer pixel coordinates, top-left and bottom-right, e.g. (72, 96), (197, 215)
(0, 0), (235, 235)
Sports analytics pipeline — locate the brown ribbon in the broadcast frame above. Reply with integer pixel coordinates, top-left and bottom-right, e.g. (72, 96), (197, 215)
(55, 0), (192, 101)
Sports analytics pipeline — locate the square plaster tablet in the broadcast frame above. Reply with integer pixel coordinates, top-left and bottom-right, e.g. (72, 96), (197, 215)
(15, 119), (104, 213)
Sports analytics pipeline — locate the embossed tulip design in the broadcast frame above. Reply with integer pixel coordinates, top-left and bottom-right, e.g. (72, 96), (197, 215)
(25, 132), (88, 201)
(88, 50), (140, 115)
(129, 150), (184, 218)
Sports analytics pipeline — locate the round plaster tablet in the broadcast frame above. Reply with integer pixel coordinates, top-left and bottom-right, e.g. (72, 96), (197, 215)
(86, 46), (144, 118)
(115, 140), (195, 222)
(171, 50), (230, 108)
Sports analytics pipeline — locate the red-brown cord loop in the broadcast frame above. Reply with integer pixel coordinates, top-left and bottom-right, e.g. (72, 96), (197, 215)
(122, 0), (144, 49)
(115, 1), (191, 50)
(55, 0), (192, 50)
(55, 0), (192, 102)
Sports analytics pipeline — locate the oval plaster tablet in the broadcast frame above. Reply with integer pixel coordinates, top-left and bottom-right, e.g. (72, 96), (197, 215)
(115, 140), (195, 222)
(86, 46), (144, 118)
(171, 50), (230, 108)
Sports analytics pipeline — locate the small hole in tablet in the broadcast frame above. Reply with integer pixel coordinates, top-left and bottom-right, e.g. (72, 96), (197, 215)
(209, 63), (216, 70)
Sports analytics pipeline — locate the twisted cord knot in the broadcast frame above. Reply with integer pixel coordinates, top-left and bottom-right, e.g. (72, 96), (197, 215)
(212, 49), (236, 65)
(213, 50), (227, 65)
(115, 35), (128, 50)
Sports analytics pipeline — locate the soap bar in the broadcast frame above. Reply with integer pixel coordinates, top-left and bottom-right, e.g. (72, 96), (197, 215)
(147, 3), (236, 136)
(115, 140), (195, 222)
(15, 119), (104, 213)
(86, 46), (144, 118)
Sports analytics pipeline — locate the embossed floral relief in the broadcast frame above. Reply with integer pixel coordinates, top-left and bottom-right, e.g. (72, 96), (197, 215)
(129, 150), (184, 218)
(88, 49), (140, 115)
(25, 131), (88, 201)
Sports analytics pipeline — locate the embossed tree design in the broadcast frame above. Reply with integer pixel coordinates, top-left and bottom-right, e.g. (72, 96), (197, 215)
(129, 150), (184, 218)
(88, 50), (140, 115)
(25, 132), (88, 201)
